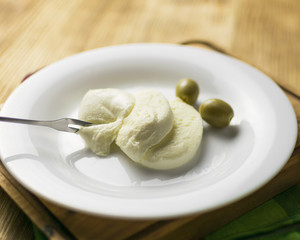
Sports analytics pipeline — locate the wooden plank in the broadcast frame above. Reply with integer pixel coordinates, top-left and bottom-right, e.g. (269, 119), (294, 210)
(0, 187), (33, 240)
(231, 0), (300, 97)
(0, 0), (238, 104)
(0, 0), (299, 239)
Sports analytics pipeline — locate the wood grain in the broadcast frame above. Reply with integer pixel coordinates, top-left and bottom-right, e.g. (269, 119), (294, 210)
(0, 161), (76, 240)
(232, 0), (300, 97)
(0, 187), (33, 240)
(0, 0), (299, 239)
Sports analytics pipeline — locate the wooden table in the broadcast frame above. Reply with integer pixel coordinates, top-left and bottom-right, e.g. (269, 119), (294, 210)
(0, 0), (299, 239)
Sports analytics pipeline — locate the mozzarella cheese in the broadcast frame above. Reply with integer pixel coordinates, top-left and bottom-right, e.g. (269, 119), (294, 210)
(115, 89), (174, 162)
(78, 88), (203, 170)
(78, 88), (135, 124)
(141, 98), (203, 170)
(78, 89), (135, 156)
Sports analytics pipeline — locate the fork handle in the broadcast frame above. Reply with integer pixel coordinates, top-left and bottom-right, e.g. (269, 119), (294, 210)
(0, 116), (49, 126)
(0, 116), (88, 133)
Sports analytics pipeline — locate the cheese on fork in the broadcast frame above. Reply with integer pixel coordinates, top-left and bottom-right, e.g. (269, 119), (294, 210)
(78, 89), (135, 156)
(78, 88), (135, 124)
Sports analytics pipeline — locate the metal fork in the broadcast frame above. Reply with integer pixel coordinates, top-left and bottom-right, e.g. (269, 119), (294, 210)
(0, 117), (94, 133)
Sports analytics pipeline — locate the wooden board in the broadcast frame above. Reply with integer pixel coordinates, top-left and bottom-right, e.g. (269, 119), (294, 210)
(0, 0), (299, 239)
(0, 187), (34, 240)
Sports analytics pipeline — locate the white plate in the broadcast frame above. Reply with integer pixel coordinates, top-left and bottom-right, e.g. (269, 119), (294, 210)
(0, 44), (297, 219)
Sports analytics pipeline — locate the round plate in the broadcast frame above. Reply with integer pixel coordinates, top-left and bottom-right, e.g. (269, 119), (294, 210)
(0, 44), (297, 219)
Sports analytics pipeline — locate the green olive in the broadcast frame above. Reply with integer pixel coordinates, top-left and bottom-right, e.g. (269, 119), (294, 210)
(199, 99), (234, 128)
(176, 78), (199, 105)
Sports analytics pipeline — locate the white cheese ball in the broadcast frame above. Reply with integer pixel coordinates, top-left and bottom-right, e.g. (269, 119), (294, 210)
(116, 89), (174, 163)
(142, 98), (203, 170)
(78, 88), (135, 156)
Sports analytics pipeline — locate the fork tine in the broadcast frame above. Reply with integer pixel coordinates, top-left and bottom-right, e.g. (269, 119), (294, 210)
(66, 118), (94, 127)
(48, 118), (93, 133)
